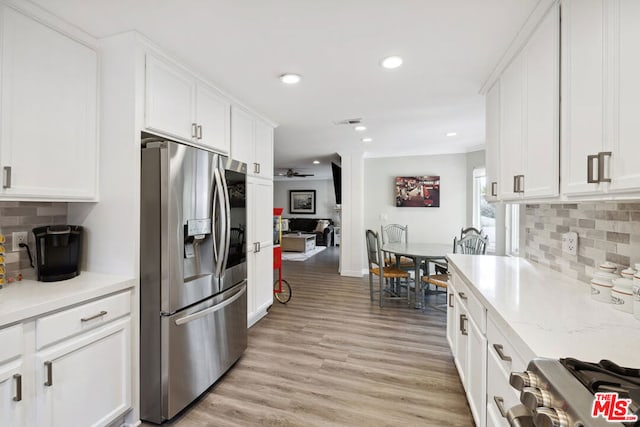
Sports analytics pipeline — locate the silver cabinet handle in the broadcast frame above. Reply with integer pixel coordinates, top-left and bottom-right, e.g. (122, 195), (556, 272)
(519, 175), (525, 193)
(448, 293), (454, 308)
(513, 175), (518, 193)
(491, 181), (497, 197)
(3, 166), (11, 189)
(458, 292), (467, 300)
(197, 125), (203, 140)
(459, 314), (468, 335)
(257, 242), (261, 252)
(81, 310), (107, 322)
(587, 154), (599, 183)
(493, 344), (513, 362)
(598, 151), (612, 183)
(13, 374), (21, 401)
(253, 163), (259, 174)
(191, 123), (198, 138)
(494, 396), (507, 418)
(44, 361), (53, 386)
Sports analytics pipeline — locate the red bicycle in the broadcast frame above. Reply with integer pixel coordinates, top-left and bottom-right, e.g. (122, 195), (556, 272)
(273, 208), (292, 303)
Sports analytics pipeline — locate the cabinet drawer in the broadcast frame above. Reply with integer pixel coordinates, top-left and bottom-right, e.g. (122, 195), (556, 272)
(487, 314), (527, 377)
(0, 324), (23, 364)
(487, 344), (522, 426)
(466, 289), (486, 334)
(37, 291), (131, 349)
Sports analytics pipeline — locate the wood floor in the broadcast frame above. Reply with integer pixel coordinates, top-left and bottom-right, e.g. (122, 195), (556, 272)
(154, 247), (474, 427)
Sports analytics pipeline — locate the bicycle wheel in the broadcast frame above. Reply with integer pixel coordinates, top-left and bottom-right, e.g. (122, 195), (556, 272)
(273, 279), (292, 304)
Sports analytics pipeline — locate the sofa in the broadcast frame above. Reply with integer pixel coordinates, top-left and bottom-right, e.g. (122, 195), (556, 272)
(284, 218), (334, 246)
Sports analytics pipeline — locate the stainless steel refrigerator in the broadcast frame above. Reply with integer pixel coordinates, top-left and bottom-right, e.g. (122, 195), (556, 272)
(140, 139), (247, 423)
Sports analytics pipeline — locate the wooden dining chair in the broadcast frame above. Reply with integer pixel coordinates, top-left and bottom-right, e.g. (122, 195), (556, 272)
(365, 229), (410, 307)
(380, 224), (415, 269)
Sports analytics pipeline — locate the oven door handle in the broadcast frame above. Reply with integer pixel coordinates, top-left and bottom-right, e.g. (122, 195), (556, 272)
(174, 282), (246, 326)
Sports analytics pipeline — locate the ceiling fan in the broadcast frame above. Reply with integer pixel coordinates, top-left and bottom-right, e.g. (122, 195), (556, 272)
(278, 168), (315, 178)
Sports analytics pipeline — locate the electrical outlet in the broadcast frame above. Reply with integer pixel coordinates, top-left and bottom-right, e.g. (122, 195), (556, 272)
(562, 231), (578, 256)
(12, 231), (28, 251)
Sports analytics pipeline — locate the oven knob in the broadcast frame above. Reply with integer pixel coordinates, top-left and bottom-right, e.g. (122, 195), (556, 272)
(520, 386), (553, 411)
(510, 371), (540, 391)
(533, 407), (569, 427)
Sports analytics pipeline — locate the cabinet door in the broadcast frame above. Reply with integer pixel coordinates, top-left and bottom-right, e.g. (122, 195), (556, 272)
(561, 0), (607, 196)
(466, 315), (487, 427)
(498, 54), (524, 201)
(485, 82), (500, 202)
(0, 362), (23, 427)
(254, 120), (274, 179)
(523, 3), (560, 199)
(446, 282), (457, 351)
(196, 83), (230, 154)
(453, 295), (468, 386)
(0, 6), (97, 200)
(36, 318), (131, 427)
(247, 179), (274, 326)
(231, 106), (254, 170)
(145, 54), (195, 142)
(609, 0), (640, 192)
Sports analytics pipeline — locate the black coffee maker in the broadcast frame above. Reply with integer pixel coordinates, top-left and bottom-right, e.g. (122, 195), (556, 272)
(33, 225), (83, 282)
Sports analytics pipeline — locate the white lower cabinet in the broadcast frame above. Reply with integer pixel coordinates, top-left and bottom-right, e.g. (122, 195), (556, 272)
(449, 274), (486, 427)
(0, 359), (24, 427)
(36, 318), (131, 427)
(0, 291), (132, 427)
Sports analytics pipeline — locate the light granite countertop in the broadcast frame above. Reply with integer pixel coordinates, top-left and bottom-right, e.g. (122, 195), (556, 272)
(447, 254), (640, 368)
(0, 272), (136, 327)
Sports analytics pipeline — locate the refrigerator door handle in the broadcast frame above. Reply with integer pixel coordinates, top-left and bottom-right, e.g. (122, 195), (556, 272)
(218, 165), (232, 274)
(174, 282), (246, 326)
(213, 168), (228, 279)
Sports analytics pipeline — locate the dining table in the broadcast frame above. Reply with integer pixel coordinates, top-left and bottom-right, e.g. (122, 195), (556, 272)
(380, 242), (452, 308)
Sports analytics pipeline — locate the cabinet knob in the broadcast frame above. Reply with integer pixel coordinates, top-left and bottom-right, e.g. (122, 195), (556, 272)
(533, 407), (569, 427)
(509, 371), (539, 391)
(521, 386), (552, 411)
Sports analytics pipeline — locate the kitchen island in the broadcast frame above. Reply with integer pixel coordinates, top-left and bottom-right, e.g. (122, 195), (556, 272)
(445, 254), (640, 427)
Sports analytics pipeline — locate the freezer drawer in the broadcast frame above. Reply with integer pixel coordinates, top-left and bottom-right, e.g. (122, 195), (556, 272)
(163, 282), (247, 420)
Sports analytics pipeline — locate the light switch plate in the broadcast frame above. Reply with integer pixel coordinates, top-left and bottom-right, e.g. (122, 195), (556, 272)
(562, 231), (578, 256)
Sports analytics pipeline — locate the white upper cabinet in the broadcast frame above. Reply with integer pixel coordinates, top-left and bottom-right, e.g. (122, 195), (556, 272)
(196, 83), (231, 154)
(562, 0), (640, 197)
(498, 54), (524, 201)
(145, 54), (195, 142)
(0, 5), (97, 200)
(485, 82), (500, 202)
(561, 0), (607, 196)
(608, 0), (640, 193)
(231, 106), (274, 178)
(145, 53), (231, 154)
(522, 3), (559, 199)
(495, 2), (559, 201)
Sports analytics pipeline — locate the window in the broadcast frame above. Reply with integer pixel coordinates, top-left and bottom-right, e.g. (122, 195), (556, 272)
(472, 168), (496, 252)
(506, 204), (520, 256)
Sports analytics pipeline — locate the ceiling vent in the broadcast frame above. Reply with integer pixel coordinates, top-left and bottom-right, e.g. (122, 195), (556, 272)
(333, 117), (362, 126)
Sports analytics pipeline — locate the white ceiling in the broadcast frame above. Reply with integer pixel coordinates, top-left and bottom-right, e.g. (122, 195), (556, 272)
(31, 0), (538, 179)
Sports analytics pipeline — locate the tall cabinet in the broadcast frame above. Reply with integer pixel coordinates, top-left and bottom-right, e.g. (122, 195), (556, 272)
(231, 106), (275, 327)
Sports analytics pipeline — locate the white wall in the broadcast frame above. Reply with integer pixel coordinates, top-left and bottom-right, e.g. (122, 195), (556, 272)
(274, 178), (337, 219)
(364, 153), (467, 245)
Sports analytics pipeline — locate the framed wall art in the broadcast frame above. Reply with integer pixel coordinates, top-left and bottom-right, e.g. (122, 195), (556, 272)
(395, 176), (440, 207)
(289, 190), (316, 214)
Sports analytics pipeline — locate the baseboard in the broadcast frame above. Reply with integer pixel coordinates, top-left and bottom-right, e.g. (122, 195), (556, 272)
(341, 269), (364, 277)
(248, 305), (270, 328)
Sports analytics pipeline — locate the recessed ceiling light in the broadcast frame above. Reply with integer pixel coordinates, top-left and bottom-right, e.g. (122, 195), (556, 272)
(354, 125), (367, 132)
(361, 137), (373, 143)
(313, 160), (320, 164)
(381, 56), (403, 69)
(279, 73), (302, 84)
(446, 132), (457, 137)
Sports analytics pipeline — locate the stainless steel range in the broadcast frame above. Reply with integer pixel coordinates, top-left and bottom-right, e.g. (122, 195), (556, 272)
(507, 358), (640, 427)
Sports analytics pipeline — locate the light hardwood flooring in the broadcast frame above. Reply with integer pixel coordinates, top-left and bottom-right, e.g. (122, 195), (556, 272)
(149, 247), (474, 427)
